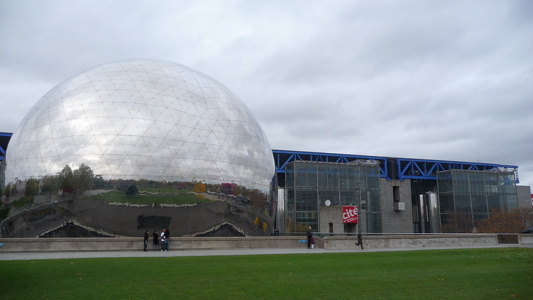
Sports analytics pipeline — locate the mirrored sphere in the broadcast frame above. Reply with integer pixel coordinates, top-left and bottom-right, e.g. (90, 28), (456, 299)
(6, 59), (275, 195)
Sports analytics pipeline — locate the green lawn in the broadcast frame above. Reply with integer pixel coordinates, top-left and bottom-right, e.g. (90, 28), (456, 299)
(1, 248), (532, 299)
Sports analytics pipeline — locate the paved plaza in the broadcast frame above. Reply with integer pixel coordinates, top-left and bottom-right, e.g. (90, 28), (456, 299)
(1, 244), (528, 261)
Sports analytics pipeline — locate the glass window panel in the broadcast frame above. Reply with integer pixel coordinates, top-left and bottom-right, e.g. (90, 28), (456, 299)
(295, 163), (307, 187)
(453, 172), (469, 193)
(327, 165), (339, 188)
(317, 164), (328, 188)
(339, 190), (356, 206)
(487, 194), (501, 210)
(366, 213), (382, 233)
(455, 194), (471, 212)
(339, 165), (349, 189)
(469, 173), (484, 194)
(367, 169), (380, 189)
(367, 190), (381, 212)
(307, 164), (317, 187)
(286, 163), (294, 188)
(471, 196), (488, 214)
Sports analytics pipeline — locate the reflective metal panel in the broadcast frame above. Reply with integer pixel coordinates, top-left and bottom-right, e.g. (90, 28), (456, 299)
(427, 192), (440, 233)
(6, 59), (274, 193)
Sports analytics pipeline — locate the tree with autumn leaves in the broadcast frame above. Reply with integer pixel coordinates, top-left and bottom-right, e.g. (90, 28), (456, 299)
(477, 208), (533, 233)
(441, 208), (533, 233)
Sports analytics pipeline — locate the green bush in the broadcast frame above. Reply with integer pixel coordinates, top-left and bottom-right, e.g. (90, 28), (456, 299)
(11, 196), (34, 208)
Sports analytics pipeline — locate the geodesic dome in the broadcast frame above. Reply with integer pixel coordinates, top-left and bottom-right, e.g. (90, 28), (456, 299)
(5, 59), (275, 194)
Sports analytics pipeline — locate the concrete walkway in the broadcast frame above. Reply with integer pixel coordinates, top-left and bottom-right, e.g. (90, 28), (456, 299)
(1, 244), (529, 261)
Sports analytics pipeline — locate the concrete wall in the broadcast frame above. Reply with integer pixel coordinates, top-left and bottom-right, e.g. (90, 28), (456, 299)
(1, 234), (530, 252)
(322, 234), (503, 250)
(380, 179), (413, 233)
(319, 206), (349, 234)
(319, 179), (416, 234)
(0, 236), (314, 252)
(520, 235), (533, 245)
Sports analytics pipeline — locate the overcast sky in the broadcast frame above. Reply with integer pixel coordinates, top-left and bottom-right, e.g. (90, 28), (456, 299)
(1, 0), (532, 188)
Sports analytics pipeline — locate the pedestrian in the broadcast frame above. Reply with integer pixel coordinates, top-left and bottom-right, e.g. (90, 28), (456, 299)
(164, 228), (170, 251)
(143, 231), (149, 251)
(160, 229), (167, 251)
(153, 230), (160, 251)
(306, 226), (314, 249)
(355, 232), (363, 250)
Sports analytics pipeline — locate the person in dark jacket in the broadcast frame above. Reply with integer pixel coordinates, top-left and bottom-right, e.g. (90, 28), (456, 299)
(143, 231), (149, 251)
(355, 232), (363, 250)
(152, 230), (160, 251)
(306, 226), (314, 249)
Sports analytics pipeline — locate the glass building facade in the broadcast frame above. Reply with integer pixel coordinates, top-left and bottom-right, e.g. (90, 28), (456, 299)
(283, 161), (381, 233)
(437, 170), (518, 231)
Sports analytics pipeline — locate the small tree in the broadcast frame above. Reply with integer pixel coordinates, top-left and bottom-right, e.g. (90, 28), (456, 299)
(93, 175), (107, 189)
(125, 184), (139, 195)
(72, 163), (94, 193)
(193, 182), (207, 194)
(41, 175), (60, 193)
(25, 178), (40, 196)
(58, 165), (74, 193)
(477, 208), (533, 233)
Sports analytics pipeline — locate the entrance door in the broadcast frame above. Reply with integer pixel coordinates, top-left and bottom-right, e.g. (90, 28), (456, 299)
(344, 223), (357, 234)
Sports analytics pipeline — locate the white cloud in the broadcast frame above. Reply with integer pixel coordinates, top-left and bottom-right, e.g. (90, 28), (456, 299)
(0, 0), (532, 187)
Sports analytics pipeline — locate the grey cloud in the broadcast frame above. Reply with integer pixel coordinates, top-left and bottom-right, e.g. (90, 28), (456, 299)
(0, 0), (532, 187)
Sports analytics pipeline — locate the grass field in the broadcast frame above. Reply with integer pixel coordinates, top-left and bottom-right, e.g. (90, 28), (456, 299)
(1, 248), (532, 299)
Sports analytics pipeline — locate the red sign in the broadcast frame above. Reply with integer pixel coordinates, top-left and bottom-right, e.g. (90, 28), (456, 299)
(342, 206), (358, 223)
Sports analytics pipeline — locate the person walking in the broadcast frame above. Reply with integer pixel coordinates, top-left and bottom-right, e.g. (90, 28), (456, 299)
(355, 232), (363, 250)
(153, 230), (160, 251)
(143, 231), (149, 251)
(306, 226), (315, 249)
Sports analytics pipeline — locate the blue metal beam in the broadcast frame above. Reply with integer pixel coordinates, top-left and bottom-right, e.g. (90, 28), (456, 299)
(0, 132), (12, 162)
(272, 149), (389, 179)
(396, 158), (518, 182)
(272, 149), (519, 183)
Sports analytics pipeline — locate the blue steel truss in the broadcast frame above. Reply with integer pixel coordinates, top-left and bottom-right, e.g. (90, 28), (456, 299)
(396, 158), (518, 182)
(272, 149), (389, 179)
(0, 132), (12, 162)
(272, 149), (519, 183)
